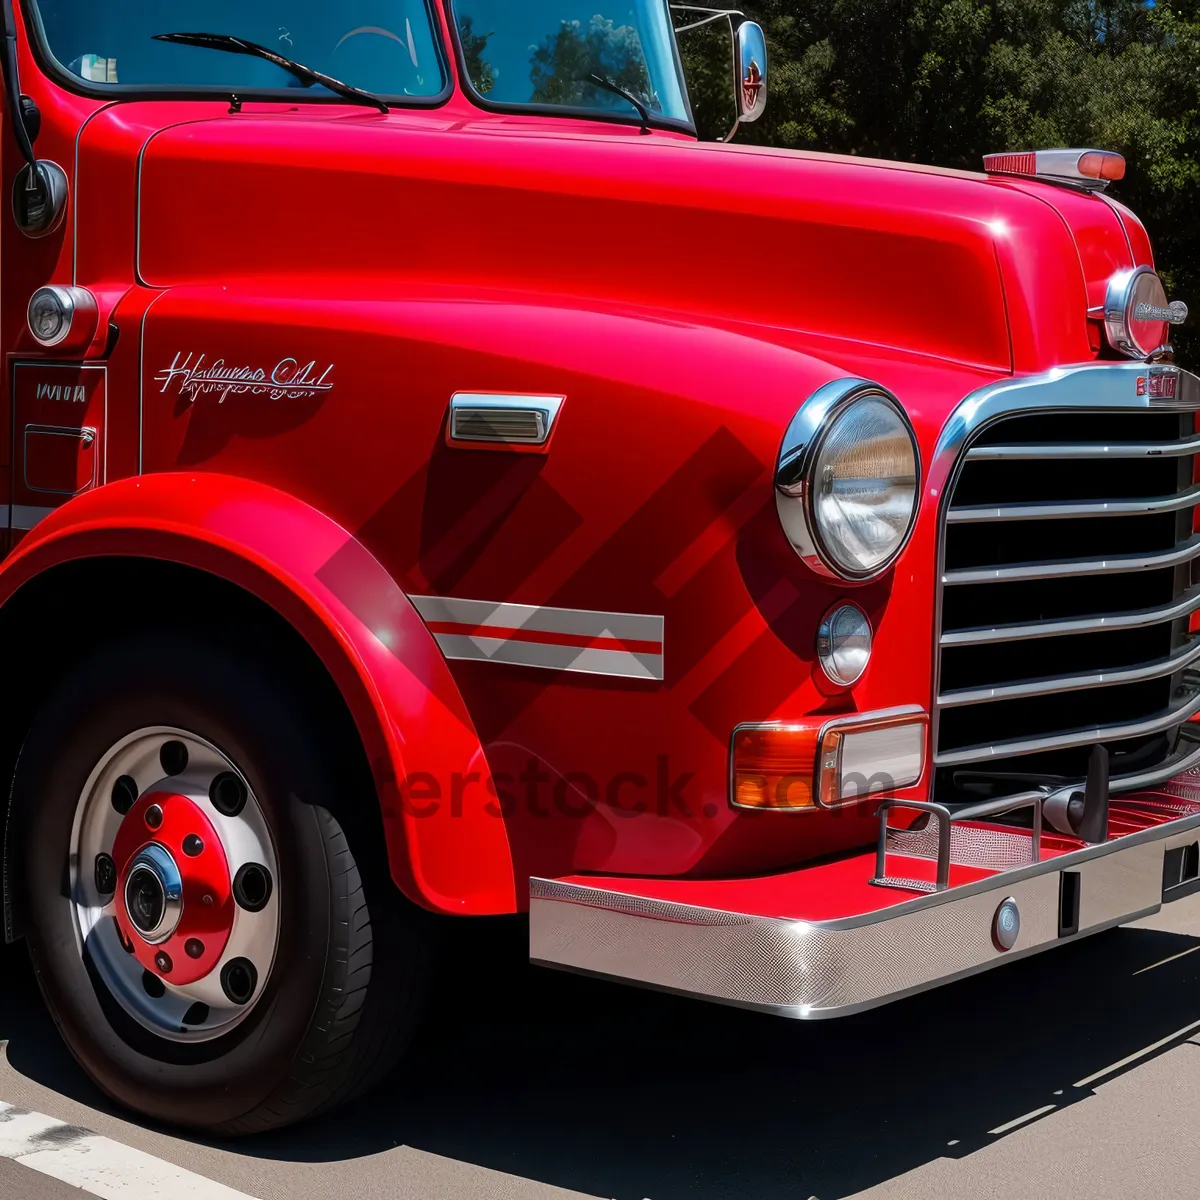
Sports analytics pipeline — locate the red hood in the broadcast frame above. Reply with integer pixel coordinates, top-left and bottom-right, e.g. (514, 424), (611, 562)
(132, 109), (1139, 376)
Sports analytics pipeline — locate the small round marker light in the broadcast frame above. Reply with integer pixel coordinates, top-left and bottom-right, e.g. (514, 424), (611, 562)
(26, 285), (97, 351)
(993, 897), (1020, 951)
(817, 603), (872, 686)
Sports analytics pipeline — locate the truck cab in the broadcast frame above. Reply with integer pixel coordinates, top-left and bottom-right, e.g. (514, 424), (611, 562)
(0, 0), (1197, 1134)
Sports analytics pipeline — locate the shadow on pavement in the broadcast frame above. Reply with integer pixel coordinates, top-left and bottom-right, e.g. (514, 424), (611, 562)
(4, 911), (1200, 1199)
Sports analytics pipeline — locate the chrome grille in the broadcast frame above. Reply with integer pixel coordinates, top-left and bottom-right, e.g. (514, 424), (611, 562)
(933, 370), (1200, 804)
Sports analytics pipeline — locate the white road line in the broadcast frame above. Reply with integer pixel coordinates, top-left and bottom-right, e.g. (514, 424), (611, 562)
(988, 1104), (1056, 1135)
(0, 1103), (259, 1199)
(1073, 1017), (1200, 1088)
(1132, 944), (1200, 974)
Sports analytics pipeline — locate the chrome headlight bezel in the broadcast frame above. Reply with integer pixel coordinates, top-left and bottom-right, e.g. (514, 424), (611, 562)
(775, 379), (921, 583)
(1104, 266), (1186, 360)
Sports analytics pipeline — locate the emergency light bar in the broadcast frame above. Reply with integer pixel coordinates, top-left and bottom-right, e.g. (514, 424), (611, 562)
(983, 148), (1126, 190)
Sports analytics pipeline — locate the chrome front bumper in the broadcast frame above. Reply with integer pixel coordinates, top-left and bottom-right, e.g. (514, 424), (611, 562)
(530, 791), (1200, 1018)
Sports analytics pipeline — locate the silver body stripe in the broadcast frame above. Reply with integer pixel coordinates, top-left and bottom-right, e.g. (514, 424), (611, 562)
(410, 596), (665, 681)
(11, 505), (58, 531)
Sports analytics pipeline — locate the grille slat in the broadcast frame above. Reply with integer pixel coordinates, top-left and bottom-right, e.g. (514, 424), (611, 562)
(938, 635), (1200, 708)
(934, 401), (1200, 801)
(940, 584), (1200, 646)
(946, 482), (1200, 523)
(942, 533), (1200, 585)
(935, 691), (1200, 767)
(967, 432), (1200, 461)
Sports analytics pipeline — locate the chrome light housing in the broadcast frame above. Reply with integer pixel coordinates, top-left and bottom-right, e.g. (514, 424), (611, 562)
(1104, 266), (1188, 360)
(776, 380), (920, 581)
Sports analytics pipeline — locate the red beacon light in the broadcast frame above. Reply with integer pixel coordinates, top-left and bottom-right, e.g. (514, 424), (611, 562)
(983, 148), (1126, 190)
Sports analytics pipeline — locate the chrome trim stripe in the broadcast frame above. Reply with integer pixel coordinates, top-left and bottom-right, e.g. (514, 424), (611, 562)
(530, 802), (1200, 1018)
(934, 690), (1200, 766)
(11, 505), (57, 531)
(942, 531), (1200, 586)
(409, 595), (665, 681)
(967, 433), (1200, 461)
(938, 637), (1200, 707)
(941, 585), (1200, 646)
(947, 481), (1200, 523)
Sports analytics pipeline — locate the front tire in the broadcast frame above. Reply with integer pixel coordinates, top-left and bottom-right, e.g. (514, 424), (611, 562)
(13, 630), (430, 1134)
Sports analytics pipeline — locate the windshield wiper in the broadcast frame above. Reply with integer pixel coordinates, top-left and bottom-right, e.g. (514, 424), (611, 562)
(586, 72), (652, 134)
(153, 32), (389, 113)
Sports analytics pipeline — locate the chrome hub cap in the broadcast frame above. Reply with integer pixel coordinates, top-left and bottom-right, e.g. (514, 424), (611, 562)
(69, 728), (280, 1042)
(122, 844), (182, 944)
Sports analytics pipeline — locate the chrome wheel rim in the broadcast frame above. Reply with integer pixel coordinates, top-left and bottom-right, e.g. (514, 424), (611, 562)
(68, 727), (280, 1042)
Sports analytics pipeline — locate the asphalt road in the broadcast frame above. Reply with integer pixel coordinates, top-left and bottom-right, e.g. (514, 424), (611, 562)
(5, 896), (1200, 1200)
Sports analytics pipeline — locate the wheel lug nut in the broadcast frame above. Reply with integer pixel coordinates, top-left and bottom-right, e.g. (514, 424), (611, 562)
(111, 775), (138, 815)
(233, 864), (272, 913)
(209, 772), (247, 817)
(145, 804), (163, 830)
(182, 834), (204, 857)
(160, 740), (188, 776)
(220, 957), (258, 1005)
(185, 938), (205, 959)
(154, 951), (172, 974)
(93, 853), (116, 896)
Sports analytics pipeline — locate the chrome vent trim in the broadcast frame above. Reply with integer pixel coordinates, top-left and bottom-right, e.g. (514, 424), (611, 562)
(449, 393), (564, 446)
(930, 362), (1200, 801)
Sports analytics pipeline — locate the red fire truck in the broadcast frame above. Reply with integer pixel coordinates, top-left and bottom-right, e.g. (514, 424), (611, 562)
(0, 0), (1196, 1135)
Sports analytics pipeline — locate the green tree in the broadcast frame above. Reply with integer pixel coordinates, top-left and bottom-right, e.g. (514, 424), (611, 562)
(678, 0), (1199, 358)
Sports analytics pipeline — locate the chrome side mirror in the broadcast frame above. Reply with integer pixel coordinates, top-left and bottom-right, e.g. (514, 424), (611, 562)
(733, 20), (767, 125)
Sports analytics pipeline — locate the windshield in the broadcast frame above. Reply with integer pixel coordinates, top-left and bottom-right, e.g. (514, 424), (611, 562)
(28, 1), (446, 99)
(449, 0), (689, 125)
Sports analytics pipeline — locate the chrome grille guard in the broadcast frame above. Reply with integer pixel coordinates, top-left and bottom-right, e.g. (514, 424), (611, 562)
(930, 361), (1200, 801)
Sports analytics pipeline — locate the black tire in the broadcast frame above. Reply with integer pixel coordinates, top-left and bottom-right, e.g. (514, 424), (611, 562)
(13, 630), (432, 1134)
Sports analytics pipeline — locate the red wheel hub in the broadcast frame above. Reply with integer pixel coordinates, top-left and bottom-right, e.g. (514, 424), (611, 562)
(112, 790), (234, 986)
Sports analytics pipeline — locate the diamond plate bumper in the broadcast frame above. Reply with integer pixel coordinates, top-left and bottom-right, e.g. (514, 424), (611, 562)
(530, 796), (1200, 1018)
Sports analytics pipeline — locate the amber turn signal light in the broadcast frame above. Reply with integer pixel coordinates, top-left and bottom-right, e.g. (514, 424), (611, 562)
(731, 725), (819, 810)
(731, 709), (928, 812)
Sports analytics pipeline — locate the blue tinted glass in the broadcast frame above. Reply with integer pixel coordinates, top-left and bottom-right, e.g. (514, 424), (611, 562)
(450, 0), (688, 123)
(30, 1), (445, 97)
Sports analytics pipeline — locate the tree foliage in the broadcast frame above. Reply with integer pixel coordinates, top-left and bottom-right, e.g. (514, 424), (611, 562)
(679, 0), (1200, 358)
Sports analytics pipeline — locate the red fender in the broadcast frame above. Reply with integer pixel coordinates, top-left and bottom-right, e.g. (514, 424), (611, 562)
(0, 474), (516, 915)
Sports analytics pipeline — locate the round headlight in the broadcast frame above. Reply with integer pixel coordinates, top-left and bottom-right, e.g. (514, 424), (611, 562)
(1104, 266), (1187, 360)
(817, 603), (872, 686)
(776, 382), (920, 581)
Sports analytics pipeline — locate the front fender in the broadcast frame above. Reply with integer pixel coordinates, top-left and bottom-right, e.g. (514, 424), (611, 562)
(0, 474), (516, 915)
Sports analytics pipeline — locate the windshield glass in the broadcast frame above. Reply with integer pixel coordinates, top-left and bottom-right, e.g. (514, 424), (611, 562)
(449, 0), (689, 124)
(28, 1), (445, 98)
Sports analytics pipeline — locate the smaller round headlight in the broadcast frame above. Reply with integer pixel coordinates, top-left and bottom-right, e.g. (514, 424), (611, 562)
(817, 603), (871, 686)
